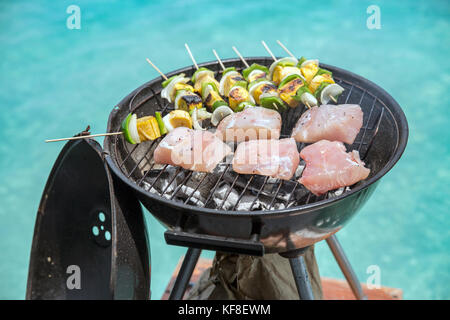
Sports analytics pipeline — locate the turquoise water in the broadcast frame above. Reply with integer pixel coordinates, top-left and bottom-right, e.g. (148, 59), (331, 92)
(0, 0), (449, 299)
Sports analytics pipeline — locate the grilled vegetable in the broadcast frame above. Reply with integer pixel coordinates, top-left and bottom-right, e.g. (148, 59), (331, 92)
(121, 113), (161, 144)
(202, 81), (227, 111)
(300, 59), (319, 83)
(272, 66), (302, 86)
(219, 70), (247, 96)
(192, 67), (220, 93)
(293, 85), (318, 108)
(174, 89), (202, 111)
(319, 83), (345, 104)
(162, 110), (193, 131)
(260, 94), (287, 112)
(278, 76), (307, 108)
(211, 105), (234, 126)
(136, 116), (161, 141)
(161, 74), (190, 103)
(235, 101), (255, 112)
(308, 73), (334, 94)
(228, 85), (253, 111)
(268, 57), (298, 80)
(155, 112), (168, 135)
(242, 63), (269, 82)
(121, 113), (140, 144)
(248, 79), (278, 104)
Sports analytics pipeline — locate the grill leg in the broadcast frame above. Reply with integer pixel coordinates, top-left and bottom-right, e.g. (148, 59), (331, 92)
(326, 235), (367, 300)
(168, 247), (201, 300)
(280, 248), (314, 300)
(288, 255), (315, 300)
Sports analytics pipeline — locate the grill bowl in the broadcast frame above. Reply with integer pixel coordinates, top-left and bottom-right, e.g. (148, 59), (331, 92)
(104, 57), (408, 253)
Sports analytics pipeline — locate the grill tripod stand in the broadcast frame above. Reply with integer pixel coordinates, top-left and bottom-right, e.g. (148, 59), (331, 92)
(167, 234), (366, 300)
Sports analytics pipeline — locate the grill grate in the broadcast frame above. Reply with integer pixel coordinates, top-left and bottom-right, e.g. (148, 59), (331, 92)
(110, 61), (386, 213)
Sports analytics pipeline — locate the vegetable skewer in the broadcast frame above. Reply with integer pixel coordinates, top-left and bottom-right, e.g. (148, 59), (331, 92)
(233, 46), (285, 112)
(212, 48), (254, 112)
(261, 41), (316, 109)
(276, 40), (344, 104)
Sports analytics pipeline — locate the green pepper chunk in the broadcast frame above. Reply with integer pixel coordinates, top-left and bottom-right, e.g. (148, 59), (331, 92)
(222, 67), (236, 76)
(162, 75), (178, 88)
(235, 101), (255, 112)
(316, 68), (333, 76)
(293, 86), (313, 101)
(313, 82), (331, 99)
(278, 74), (306, 89)
(212, 100), (228, 111)
(121, 113), (136, 144)
(242, 63), (269, 81)
(260, 96), (288, 113)
(155, 112), (167, 135)
(297, 56), (307, 67)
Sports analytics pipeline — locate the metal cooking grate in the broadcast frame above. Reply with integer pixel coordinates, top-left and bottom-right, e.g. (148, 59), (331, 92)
(110, 59), (385, 212)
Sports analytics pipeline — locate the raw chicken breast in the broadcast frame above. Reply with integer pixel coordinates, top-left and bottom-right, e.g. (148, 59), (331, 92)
(291, 104), (363, 145)
(154, 127), (232, 172)
(299, 140), (370, 195)
(216, 107), (282, 142)
(232, 138), (299, 180)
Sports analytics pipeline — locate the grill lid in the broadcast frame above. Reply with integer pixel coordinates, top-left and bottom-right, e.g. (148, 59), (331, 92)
(27, 138), (151, 299)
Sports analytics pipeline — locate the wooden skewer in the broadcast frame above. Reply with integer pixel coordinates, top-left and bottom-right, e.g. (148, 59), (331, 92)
(276, 40), (295, 58)
(45, 132), (123, 143)
(146, 58), (168, 80)
(212, 49), (226, 71)
(232, 46), (249, 68)
(329, 95), (338, 103)
(185, 43), (199, 70)
(261, 40), (277, 61)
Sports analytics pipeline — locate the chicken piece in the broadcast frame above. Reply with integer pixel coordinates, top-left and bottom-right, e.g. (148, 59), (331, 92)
(299, 140), (370, 195)
(233, 138), (299, 180)
(291, 104), (363, 145)
(216, 106), (282, 142)
(154, 127), (231, 172)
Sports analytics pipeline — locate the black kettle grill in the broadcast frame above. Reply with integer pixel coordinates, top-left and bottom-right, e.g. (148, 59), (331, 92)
(26, 57), (408, 300)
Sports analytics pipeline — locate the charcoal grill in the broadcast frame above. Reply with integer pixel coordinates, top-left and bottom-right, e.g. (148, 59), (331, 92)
(28, 57), (408, 300)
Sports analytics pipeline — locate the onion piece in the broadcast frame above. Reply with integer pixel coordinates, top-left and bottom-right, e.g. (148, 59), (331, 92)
(219, 71), (239, 95)
(191, 108), (205, 131)
(211, 105), (234, 126)
(300, 92), (318, 108)
(128, 114), (141, 144)
(161, 74), (189, 103)
(320, 84), (344, 104)
(268, 57), (298, 80)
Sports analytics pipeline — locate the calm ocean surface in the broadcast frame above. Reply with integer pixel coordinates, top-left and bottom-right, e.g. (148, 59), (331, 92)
(0, 0), (449, 299)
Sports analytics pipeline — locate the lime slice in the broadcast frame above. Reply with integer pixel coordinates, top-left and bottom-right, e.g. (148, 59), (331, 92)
(211, 105), (234, 126)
